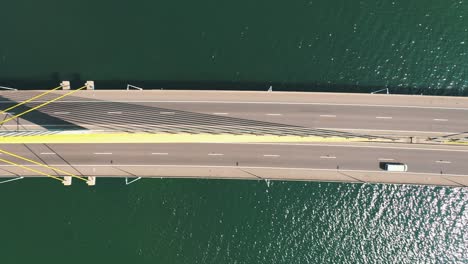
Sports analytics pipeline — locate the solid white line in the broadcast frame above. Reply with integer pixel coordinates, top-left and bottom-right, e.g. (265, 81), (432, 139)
(208, 153), (224, 156)
(2, 164), (465, 178)
(376, 116), (392, 119)
(40, 152), (56, 155)
(433, 119), (448, 122)
(213, 113), (229, 115)
(320, 156), (336, 159)
(160, 112), (175, 114)
(53, 112), (70, 114)
(94, 152), (112, 155)
(320, 115), (336, 117)
(151, 152), (168, 155)
(266, 113), (282, 116)
(316, 127), (458, 134)
(378, 158), (394, 161)
(263, 154), (280, 157)
(435, 160), (451, 164)
(107, 111), (122, 114)
(10, 100), (468, 110)
(209, 142), (468, 152)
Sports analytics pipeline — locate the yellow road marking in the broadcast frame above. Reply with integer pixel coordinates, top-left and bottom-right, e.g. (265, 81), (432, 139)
(0, 132), (382, 144)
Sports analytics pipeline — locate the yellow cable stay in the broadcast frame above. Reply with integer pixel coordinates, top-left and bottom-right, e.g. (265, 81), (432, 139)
(0, 148), (87, 182)
(0, 86), (86, 126)
(0, 157), (63, 182)
(0, 86), (62, 114)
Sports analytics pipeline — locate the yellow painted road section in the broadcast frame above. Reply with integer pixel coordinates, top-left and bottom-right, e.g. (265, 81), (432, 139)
(0, 132), (385, 144)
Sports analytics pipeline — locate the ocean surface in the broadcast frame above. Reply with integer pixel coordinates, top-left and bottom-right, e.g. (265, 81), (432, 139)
(0, 0), (467, 263)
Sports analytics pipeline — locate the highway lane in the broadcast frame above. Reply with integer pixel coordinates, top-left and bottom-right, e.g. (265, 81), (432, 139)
(1, 100), (468, 134)
(0, 143), (467, 175)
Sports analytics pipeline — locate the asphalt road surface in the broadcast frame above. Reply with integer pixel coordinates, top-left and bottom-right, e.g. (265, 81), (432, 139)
(0, 91), (467, 136)
(0, 143), (466, 176)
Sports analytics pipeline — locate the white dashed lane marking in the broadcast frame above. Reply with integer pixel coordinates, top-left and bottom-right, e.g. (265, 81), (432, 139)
(94, 152), (112, 155)
(436, 160), (451, 164)
(320, 155), (336, 159)
(320, 115), (336, 117)
(376, 116), (392, 119)
(263, 154), (280, 157)
(378, 158), (394, 161)
(208, 153), (224, 156)
(151, 153), (169, 155)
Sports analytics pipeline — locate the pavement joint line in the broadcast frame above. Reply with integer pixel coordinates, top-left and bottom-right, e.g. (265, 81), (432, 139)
(0, 164), (467, 178)
(316, 128), (458, 134)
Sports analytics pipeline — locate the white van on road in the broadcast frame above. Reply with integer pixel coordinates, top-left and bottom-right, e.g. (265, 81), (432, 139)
(384, 163), (408, 172)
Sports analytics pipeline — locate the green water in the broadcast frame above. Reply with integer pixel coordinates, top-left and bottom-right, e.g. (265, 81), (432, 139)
(1, 0), (468, 263)
(1, 0), (468, 94)
(0, 179), (466, 263)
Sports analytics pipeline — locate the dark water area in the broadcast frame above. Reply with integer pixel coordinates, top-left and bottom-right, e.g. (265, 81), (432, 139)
(1, 0), (468, 95)
(0, 179), (467, 263)
(1, 0), (468, 263)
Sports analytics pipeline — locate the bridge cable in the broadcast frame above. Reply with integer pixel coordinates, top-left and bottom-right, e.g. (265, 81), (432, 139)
(0, 86), (62, 114)
(0, 148), (87, 182)
(0, 86), (86, 126)
(0, 157), (64, 182)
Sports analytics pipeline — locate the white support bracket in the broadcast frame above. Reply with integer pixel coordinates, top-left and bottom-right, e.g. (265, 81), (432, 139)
(127, 84), (143, 91)
(63, 176), (72, 186)
(61, 81), (71, 90)
(0, 86), (18, 91)
(87, 176), (96, 186)
(0, 177), (24, 184)
(371, 88), (389, 94)
(125, 177), (142, 185)
(85, 81), (95, 90)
